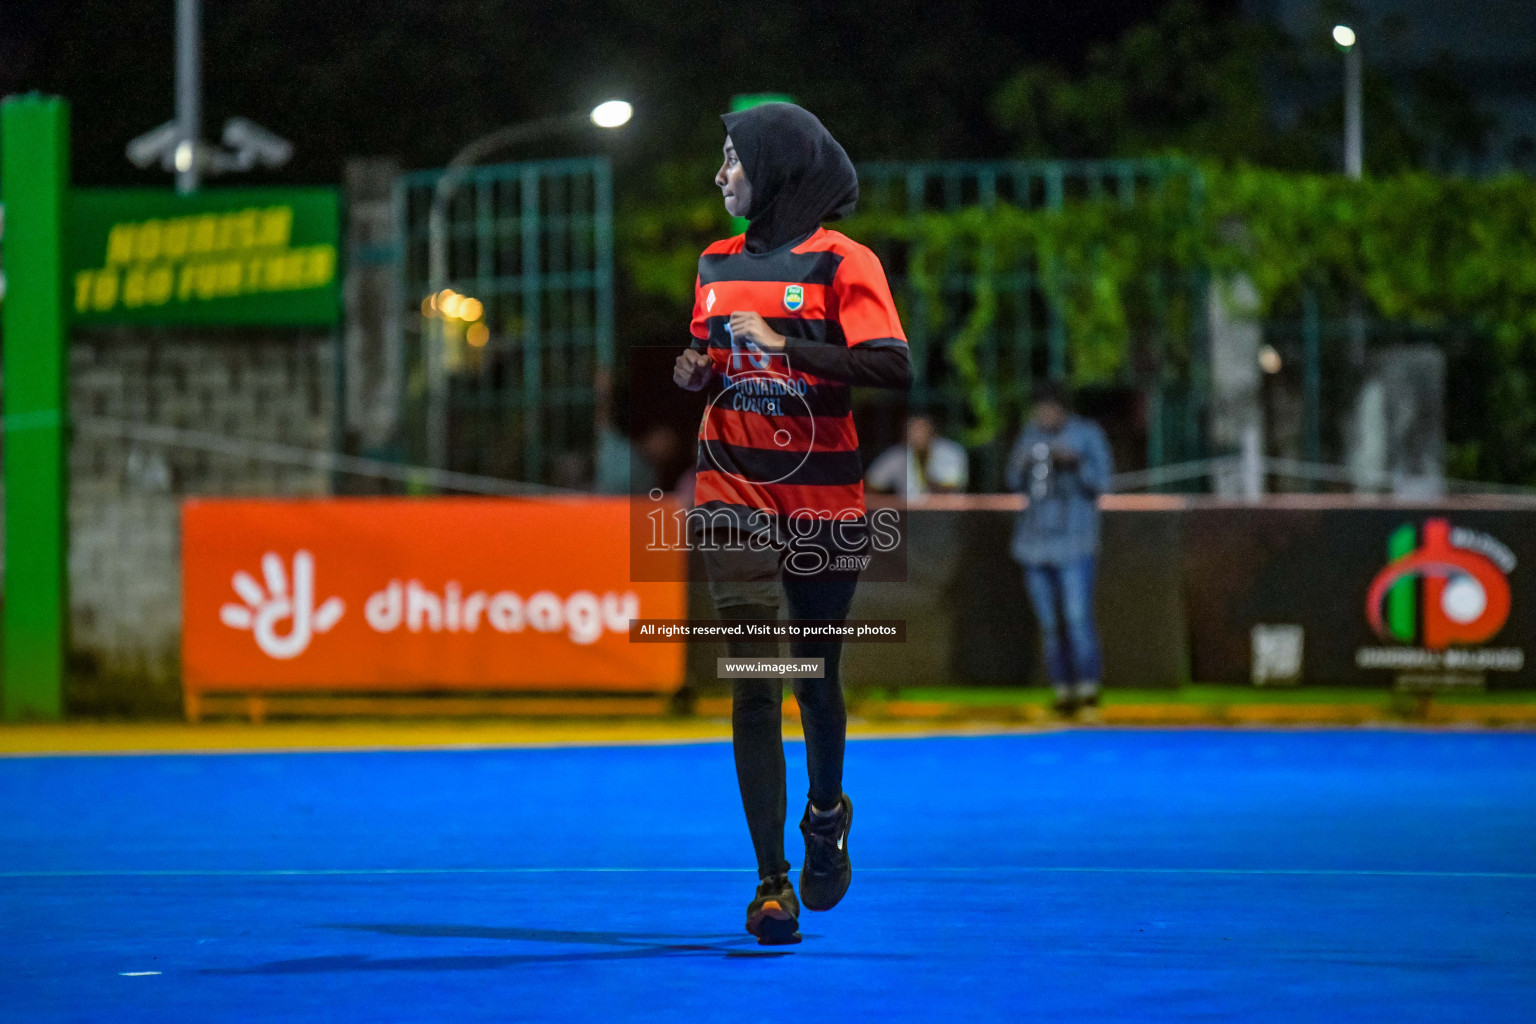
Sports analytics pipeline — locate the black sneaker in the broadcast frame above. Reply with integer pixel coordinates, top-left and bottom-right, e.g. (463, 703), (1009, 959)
(1053, 694), (1080, 717)
(745, 873), (802, 945)
(798, 794), (853, 911)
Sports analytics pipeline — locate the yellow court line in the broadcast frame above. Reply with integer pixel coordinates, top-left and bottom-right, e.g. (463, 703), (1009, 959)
(0, 718), (1059, 757)
(0, 720), (729, 756)
(4, 705), (1532, 757)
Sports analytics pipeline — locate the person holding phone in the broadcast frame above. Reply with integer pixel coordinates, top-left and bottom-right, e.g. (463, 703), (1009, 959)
(1005, 382), (1113, 717)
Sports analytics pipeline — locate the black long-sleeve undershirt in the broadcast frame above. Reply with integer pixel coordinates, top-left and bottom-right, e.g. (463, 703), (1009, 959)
(783, 338), (911, 388)
(689, 338), (912, 390)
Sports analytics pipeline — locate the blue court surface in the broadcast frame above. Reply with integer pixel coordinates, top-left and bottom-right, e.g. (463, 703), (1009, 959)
(2, 729), (1534, 1023)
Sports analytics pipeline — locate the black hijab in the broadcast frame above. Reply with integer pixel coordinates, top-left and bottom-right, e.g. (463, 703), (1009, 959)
(721, 103), (859, 254)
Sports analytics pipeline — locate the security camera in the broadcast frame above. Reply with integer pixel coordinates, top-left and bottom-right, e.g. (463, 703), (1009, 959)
(126, 121), (181, 169)
(221, 118), (294, 169)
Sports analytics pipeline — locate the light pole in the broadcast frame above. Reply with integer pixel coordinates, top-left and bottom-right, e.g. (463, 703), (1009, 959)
(174, 0), (201, 193)
(423, 101), (632, 471)
(1334, 24), (1375, 491)
(1333, 24), (1362, 180)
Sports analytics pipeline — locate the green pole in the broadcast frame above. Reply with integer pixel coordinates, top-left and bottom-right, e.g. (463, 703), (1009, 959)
(727, 93), (794, 236)
(2, 95), (71, 720)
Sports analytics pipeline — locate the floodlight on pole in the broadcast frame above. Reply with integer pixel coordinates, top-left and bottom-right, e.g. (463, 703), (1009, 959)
(1334, 25), (1366, 380)
(1335, 25), (1363, 179)
(590, 100), (633, 129)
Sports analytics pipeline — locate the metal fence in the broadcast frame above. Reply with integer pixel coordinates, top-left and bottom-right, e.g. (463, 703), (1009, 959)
(395, 158), (613, 485)
(854, 159), (1210, 489)
(387, 156), (1499, 494)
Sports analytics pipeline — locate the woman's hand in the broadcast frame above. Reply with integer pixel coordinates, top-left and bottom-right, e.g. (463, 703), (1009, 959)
(673, 348), (715, 390)
(728, 311), (786, 352)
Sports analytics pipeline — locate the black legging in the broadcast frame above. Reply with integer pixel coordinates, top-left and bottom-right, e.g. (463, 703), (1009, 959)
(723, 572), (859, 880)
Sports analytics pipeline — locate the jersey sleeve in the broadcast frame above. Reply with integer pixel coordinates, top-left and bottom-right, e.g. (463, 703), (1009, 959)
(832, 246), (907, 349)
(688, 273), (709, 344)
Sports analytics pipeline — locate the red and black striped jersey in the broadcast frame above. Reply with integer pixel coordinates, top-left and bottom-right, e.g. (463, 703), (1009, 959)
(688, 227), (907, 525)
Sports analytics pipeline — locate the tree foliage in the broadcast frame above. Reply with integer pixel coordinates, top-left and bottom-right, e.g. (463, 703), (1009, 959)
(616, 5), (1532, 475)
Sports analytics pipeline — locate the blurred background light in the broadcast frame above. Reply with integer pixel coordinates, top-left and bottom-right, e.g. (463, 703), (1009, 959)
(1332, 24), (1356, 48)
(589, 100), (633, 129)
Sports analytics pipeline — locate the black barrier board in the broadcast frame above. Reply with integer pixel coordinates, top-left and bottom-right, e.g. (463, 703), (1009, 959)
(1184, 506), (1532, 688)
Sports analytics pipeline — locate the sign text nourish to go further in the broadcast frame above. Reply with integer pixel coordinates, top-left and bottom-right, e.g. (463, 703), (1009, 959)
(67, 187), (340, 326)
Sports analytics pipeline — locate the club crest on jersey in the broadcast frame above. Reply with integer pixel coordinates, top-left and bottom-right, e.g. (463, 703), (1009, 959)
(705, 288), (717, 313)
(783, 285), (805, 312)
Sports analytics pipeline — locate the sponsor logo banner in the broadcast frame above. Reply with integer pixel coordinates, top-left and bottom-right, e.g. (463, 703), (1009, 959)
(1181, 506), (1535, 686)
(1356, 517), (1523, 684)
(183, 498), (685, 692)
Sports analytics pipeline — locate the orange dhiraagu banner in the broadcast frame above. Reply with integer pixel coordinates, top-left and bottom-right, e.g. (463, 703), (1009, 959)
(182, 497), (686, 693)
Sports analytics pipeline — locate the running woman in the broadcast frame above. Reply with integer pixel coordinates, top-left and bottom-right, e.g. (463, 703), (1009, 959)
(672, 103), (912, 945)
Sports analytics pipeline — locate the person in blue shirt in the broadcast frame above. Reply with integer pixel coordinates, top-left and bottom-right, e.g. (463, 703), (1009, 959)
(1004, 382), (1113, 716)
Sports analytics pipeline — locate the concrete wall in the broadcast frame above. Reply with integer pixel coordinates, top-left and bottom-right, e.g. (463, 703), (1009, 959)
(49, 160), (390, 714)
(65, 328), (335, 713)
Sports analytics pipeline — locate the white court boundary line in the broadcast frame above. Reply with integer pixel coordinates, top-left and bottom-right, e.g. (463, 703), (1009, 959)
(3, 866), (1532, 880)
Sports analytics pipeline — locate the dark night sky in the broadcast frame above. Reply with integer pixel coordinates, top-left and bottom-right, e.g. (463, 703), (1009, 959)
(1, 0), (1205, 185)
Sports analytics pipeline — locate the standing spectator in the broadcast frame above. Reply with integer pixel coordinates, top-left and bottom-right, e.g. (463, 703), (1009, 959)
(866, 412), (969, 498)
(1005, 382), (1113, 716)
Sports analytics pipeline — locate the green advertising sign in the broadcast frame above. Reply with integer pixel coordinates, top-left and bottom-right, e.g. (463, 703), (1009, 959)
(67, 187), (340, 326)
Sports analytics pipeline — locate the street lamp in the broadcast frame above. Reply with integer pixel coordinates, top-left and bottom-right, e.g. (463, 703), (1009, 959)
(590, 100), (633, 129)
(1333, 24), (1370, 472)
(1334, 25), (1362, 180)
(424, 101), (632, 470)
